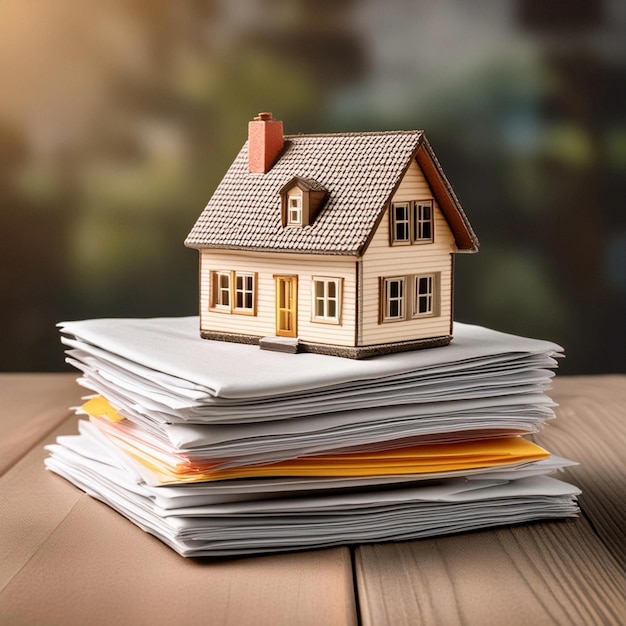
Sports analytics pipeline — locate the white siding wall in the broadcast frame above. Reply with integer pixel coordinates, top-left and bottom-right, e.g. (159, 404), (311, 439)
(360, 159), (457, 346)
(200, 250), (357, 346)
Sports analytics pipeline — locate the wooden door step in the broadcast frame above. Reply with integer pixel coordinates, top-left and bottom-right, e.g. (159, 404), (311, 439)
(259, 336), (300, 354)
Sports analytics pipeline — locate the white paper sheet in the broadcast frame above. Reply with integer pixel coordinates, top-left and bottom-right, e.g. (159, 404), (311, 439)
(47, 316), (578, 557)
(45, 429), (580, 557)
(58, 317), (562, 399)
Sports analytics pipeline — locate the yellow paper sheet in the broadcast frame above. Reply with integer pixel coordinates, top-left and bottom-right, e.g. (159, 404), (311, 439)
(82, 396), (124, 422)
(82, 396), (550, 485)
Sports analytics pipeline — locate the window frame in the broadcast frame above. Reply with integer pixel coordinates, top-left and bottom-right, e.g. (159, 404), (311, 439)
(381, 276), (406, 322)
(287, 195), (302, 226)
(390, 202), (411, 245)
(412, 273), (438, 318)
(311, 276), (343, 325)
(390, 199), (434, 245)
(413, 201), (434, 243)
(233, 272), (257, 315)
(380, 272), (440, 323)
(213, 271), (231, 311)
(210, 270), (258, 315)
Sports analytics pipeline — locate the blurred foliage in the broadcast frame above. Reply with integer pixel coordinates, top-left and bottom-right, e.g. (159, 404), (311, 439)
(0, 0), (624, 373)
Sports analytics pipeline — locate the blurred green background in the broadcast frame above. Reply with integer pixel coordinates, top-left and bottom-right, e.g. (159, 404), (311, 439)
(1, 0), (625, 373)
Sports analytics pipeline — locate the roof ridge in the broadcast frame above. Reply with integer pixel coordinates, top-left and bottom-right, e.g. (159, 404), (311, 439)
(284, 129), (424, 139)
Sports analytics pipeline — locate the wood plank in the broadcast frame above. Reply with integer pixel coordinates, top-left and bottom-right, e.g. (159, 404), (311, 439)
(0, 373), (81, 476)
(356, 519), (626, 626)
(534, 375), (626, 567)
(0, 376), (358, 626)
(0, 414), (83, 593)
(356, 375), (626, 625)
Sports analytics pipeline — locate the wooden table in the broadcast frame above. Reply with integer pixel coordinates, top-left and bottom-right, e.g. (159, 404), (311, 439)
(1, 374), (625, 625)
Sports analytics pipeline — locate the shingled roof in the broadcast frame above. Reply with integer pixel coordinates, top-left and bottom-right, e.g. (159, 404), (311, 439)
(185, 130), (478, 255)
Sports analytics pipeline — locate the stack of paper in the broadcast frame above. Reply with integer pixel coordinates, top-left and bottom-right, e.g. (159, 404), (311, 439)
(45, 317), (580, 557)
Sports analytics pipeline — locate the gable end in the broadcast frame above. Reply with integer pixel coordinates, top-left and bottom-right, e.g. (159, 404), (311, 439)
(416, 140), (479, 252)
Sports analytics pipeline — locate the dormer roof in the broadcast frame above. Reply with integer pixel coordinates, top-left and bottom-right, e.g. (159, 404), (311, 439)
(279, 176), (328, 194)
(185, 130), (478, 256)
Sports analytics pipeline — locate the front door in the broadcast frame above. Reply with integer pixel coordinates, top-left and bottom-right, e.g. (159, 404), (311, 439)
(275, 276), (297, 337)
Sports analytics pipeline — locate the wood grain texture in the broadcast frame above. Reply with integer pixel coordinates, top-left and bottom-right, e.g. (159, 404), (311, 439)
(1, 487), (357, 626)
(0, 412), (84, 593)
(535, 375), (626, 568)
(356, 519), (626, 626)
(356, 375), (626, 626)
(0, 373), (81, 476)
(0, 375), (358, 626)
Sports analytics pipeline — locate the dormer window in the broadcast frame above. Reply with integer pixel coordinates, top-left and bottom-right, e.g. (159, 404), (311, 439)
(287, 196), (302, 226)
(280, 176), (328, 228)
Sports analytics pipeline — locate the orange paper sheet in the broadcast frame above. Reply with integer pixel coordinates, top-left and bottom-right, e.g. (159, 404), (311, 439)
(82, 396), (550, 485)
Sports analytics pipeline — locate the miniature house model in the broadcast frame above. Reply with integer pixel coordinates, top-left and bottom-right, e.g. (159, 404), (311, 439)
(185, 113), (479, 358)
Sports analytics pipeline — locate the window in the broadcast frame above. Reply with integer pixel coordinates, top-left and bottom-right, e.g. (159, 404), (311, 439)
(235, 273), (255, 312)
(210, 271), (257, 315)
(390, 200), (434, 244)
(414, 203), (433, 242)
(312, 277), (342, 324)
(414, 274), (434, 316)
(382, 277), (405, 321)
(215, 272), (231, 309)
(391, 202), (410, 243)
(380, 272), (440, 322)
(287, 196), (302, 226)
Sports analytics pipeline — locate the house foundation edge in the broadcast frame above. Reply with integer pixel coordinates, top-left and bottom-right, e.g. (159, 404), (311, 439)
(199, 330), (452, 359)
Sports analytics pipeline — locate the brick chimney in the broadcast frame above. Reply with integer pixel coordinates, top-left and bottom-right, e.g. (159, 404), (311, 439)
(248, 112), (284, 173)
